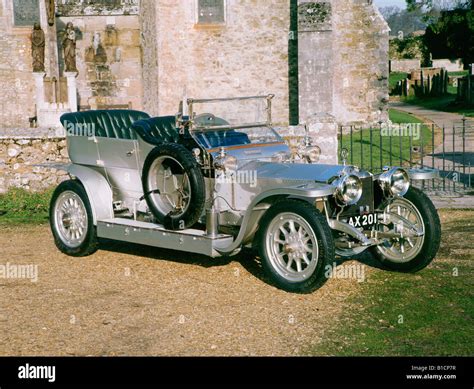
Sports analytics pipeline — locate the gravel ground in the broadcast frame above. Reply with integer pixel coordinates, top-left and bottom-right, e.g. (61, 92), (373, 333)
(0, 224), (366, 356)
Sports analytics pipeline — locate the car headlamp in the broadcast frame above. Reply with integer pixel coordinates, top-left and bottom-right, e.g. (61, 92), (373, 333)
(334, 174), (363, 206)
(214, 155), (237, 172)
(214, 148), (237, 172)
(379, 167), (410, 197)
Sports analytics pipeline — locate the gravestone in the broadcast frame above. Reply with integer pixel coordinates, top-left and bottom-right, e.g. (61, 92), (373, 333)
(13, 0), (40, 27)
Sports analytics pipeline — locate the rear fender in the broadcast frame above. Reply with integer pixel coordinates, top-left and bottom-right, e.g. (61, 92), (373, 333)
(55, 164), (114, 225)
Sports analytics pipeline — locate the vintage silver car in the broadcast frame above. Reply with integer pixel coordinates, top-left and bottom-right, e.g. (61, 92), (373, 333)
(50, 95), (441, 293)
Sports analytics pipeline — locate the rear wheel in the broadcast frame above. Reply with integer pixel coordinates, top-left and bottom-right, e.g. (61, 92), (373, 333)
(257, 200), (335, 293)
(50, 180), (98, 257)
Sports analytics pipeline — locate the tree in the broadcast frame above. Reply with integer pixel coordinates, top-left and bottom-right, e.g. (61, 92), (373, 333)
(380, 6), (426, 36)
(406, 0), (474, 67)
(424, 8), (474, 67)
(406, 0), (473, 12)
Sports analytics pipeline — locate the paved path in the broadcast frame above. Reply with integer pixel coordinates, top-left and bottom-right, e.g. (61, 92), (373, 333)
(389, 102), (470, 130)
(432, 195), (474, 209)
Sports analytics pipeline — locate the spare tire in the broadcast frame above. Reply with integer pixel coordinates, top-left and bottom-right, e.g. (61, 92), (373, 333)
(142, 143), (206, 230)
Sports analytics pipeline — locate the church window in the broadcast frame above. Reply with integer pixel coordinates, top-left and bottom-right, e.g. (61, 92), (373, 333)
(197, 0), (226, 25)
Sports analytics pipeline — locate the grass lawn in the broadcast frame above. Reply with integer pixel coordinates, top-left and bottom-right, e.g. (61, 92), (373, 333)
(0, 188), (53, 226)
(449, 71), (469, 77)
(312, 209), (474, 356)
(389, 72), (408, 91)
(339, 109), (436, 171)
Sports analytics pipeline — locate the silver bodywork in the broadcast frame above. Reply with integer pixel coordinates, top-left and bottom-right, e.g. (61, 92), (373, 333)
(54, 95), (438, 258)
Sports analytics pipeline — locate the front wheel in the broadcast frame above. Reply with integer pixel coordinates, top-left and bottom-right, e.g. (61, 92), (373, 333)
(257, 200), (335, 293)
(372, 186), (441, 272)
(50, 180), (99, 257)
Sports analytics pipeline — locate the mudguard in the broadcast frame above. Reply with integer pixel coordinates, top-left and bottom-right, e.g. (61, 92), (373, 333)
(52, 164), (114, 224)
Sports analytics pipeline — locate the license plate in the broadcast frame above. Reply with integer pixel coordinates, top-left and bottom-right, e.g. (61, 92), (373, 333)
(347, 213), (378, 228)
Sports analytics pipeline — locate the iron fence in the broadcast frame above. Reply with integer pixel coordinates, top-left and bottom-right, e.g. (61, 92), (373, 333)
(338, 118), (474, 195)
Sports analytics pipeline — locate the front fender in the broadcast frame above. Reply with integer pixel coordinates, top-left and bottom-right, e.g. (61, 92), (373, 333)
(54, 164), (114, 225)
(216, 183), (335, 255)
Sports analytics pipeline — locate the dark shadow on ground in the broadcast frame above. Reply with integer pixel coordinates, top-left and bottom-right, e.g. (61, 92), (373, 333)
(99, 238), (269, 280)
(99, 238), (390, 289)
(431, 151), (474, 166)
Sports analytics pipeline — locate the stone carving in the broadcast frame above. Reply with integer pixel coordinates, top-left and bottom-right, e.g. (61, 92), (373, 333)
(31, 23), (45, 72)
(46, 0), (55, 26)
(298, 2), (332, 32)
(62, 22), (77, 72)
(56, 0), (139, 16)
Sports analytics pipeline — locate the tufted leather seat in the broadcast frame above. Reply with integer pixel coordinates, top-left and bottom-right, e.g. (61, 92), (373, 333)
(131, 116), (180, 145)
(61, 110), (150, 140)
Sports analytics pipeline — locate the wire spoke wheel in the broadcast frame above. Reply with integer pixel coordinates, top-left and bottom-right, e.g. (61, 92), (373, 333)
(147, 156), (192, 218)
(50, 180), (98, 257)
(142, 144), (206, 230)
(265, 212), (319, 283)
(54, 191), (89, 248)
(376, 197), (425, 263)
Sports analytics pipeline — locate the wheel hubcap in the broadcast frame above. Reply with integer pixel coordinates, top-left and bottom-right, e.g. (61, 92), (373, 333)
(265, 213), (319, 283)
(147, 156), (191, 218)
(54, 191), (88, 248)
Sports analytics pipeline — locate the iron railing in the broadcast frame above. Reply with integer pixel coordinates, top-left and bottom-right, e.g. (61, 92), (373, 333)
(338, 118), (473, 194)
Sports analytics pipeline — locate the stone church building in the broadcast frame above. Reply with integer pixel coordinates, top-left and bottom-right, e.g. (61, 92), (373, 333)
(0, 0), (389, 130)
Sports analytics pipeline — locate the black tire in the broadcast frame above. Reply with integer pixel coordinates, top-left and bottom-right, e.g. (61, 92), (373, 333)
(372, 186), (441, 272)
(142, 143), (206, 230)
(50, 180), (99, 257)
(257, 200), (335, 293)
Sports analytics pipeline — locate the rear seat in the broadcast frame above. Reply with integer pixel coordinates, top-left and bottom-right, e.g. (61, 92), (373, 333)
(61, 110), (151, 140)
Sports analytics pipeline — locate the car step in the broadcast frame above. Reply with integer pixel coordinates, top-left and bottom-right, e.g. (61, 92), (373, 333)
(97, 218), (234, 258)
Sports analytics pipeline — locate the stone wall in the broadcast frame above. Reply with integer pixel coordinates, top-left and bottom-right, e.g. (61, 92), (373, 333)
(144, 0), (290, 124)
(0, 1), (37, 127)
(432, 59), (464, 73)
(332, 0), (390, 125)
(389, 59), (421, 73)
(1, 0), (389, 130)
(140, 0), (389, 126)
(0, 129), (69, 193)
(298, 0), (334, 123)
(56, 14), (143, 111)
(139, 0), (160, 116)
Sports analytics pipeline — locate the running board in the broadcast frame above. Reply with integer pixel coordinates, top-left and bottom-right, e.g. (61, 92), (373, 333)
(97, 218), (234, 258)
